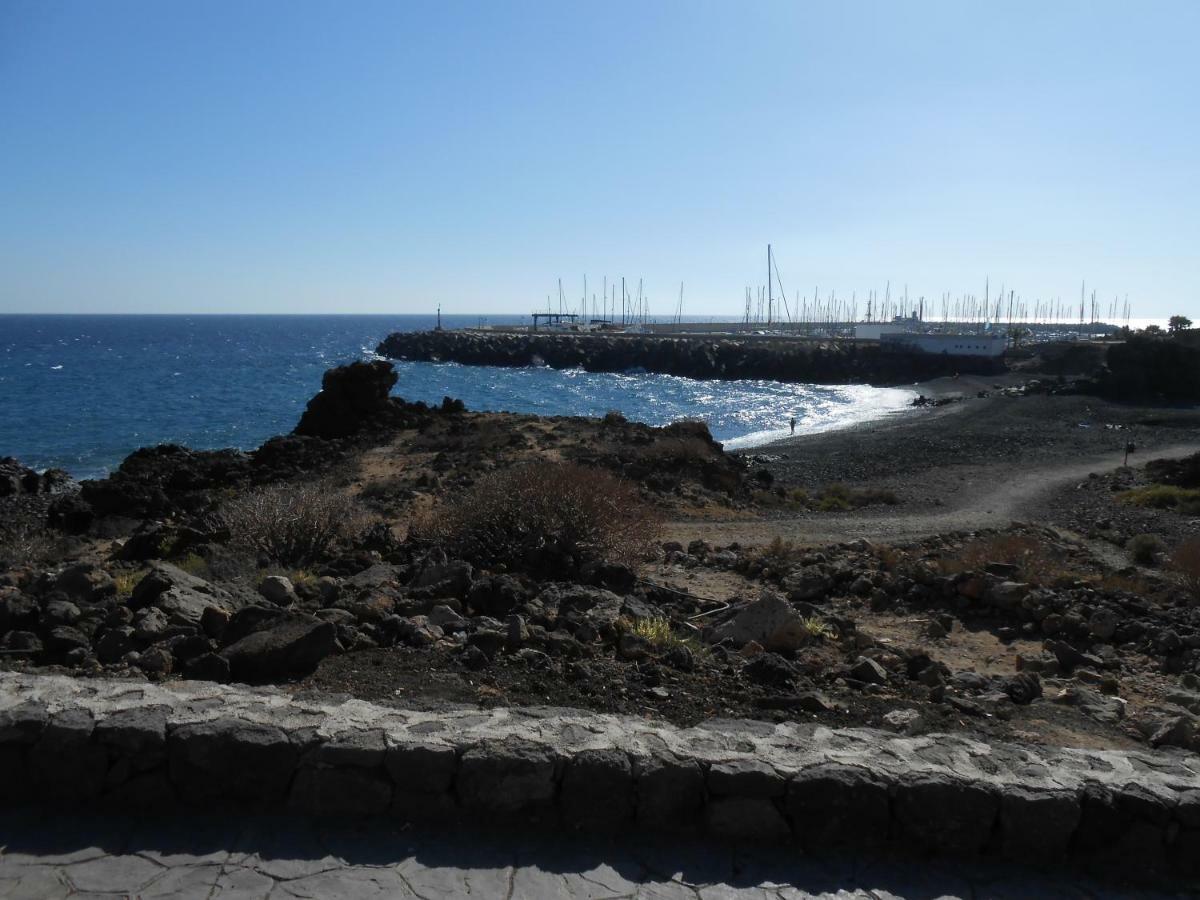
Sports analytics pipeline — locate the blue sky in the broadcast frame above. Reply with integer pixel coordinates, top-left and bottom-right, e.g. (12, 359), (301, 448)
(1, 1), (1196, 318)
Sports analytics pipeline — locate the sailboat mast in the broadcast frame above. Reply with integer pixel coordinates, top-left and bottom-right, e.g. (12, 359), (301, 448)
(767, 244), (773, 325)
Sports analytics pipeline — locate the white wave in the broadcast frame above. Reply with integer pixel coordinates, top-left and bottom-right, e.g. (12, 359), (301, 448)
(723, 386), (916, 450)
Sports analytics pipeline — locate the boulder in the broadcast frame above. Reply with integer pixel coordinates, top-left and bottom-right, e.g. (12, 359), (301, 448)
(0, 592), (40, 632)
(410, 560), (473, 598)
(467, 574), (530, 617)
(707, 592), (811, 652)
(742, 653), (798, 686)
(1150, 715), (1199, 751)
(53, 563), (115, 603)
(541, 584), (624, 630)
(850, 656), (888, 685)
(130, 562), (237, 628)
(257, 576), (296, 605)
(94, 626), (137, 663)
(218, 614), (336, 682)
(1055, 685), (1126, 724)
(1001, 672), (1042, 705)
(782, 567), (832, 602)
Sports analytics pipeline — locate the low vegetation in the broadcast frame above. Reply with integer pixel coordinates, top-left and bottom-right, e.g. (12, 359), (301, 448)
(112, 569), (144, 599)
(935, 533), (1084, 586)
(753, 483), (899, 512)
(799, 616), (836, 641)
(0, 523), (65, 569)
(417, 461), (661, 577)
(622, 615), (697, 652)
(1118, 484), (1200, 514)
(212, 480), (368, 567)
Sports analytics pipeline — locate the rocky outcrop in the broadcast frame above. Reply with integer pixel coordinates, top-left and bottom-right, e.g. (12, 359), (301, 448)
(294, 360), (400, 439)
(378, 330), (1006, 385)
(0, 458), (71, 498)
(53, 361), (458, 526)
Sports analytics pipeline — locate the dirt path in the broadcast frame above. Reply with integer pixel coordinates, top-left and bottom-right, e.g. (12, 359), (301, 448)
(667, 443), (1200, 547)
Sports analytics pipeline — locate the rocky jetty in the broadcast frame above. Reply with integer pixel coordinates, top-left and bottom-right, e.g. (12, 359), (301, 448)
(377, 330), (1006, 385)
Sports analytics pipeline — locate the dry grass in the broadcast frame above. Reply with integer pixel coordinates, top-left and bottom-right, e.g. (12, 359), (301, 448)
(416, 461), (661, 576)
(1118, 484), (1200, 514)
(624, 615), (696, 651)
(753, 483), (898, 512)
(747, 535), (806, 572)
(112, 570), (145, 599)
(175, 553), (208, 577)
(936, 534), (1082, 586)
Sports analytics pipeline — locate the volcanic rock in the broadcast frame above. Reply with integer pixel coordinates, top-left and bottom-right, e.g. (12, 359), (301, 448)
(708, 592), (812, 652)
(293, 360), (398, 439)
(218, 613), (336, 682)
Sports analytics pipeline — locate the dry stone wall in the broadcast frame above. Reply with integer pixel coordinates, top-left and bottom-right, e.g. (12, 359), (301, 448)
(2, 672), (1198, 882)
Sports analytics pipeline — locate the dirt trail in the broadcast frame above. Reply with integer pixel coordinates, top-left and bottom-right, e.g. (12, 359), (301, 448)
(667, 443), (1200, 547)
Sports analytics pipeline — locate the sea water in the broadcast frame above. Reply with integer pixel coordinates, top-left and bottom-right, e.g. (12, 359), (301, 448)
(0, 315), (914, 478)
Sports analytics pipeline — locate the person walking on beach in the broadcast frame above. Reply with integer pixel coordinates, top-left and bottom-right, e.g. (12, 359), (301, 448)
(789, 416), (796, 435)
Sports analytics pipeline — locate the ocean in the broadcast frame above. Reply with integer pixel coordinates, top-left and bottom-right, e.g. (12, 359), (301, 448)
(0, 315), (915, 479)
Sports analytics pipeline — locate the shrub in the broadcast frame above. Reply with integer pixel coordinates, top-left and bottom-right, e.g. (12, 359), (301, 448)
(212, 480), (367, 566)
(418, 462), (660, 576)
(602, 410), (627, 426)
(1171, 539), (1200, 600)
(1128, 533), (1166, 566)
(0, 523), (64, 569)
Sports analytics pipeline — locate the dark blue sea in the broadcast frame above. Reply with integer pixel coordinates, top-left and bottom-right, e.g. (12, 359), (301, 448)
(0, 315), (914, 479)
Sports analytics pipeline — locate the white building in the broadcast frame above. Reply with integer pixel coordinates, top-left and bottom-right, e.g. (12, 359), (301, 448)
(880, 332), (1007, 358)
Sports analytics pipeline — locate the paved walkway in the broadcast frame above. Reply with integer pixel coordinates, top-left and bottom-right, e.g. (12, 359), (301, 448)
(0, 812), (1188, 899)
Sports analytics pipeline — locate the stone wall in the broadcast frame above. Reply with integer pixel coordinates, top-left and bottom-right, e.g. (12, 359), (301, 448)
(2, 673), (1198, 881)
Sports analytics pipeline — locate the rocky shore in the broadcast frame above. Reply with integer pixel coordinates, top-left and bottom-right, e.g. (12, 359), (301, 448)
(377, 329), (1006, 385)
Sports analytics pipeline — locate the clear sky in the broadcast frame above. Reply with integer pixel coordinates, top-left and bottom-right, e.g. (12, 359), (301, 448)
(1, 1), (1196, 318)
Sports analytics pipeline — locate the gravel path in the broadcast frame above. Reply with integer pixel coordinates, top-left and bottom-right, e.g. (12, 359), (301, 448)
(670, 442), (1200, 547)
(0, 812), (1184, 899)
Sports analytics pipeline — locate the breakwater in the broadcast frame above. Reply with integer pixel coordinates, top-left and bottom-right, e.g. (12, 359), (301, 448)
(377, 330), (1006, 386)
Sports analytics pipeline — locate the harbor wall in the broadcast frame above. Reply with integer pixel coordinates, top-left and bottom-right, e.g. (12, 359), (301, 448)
(376, 330), (1006, 386)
